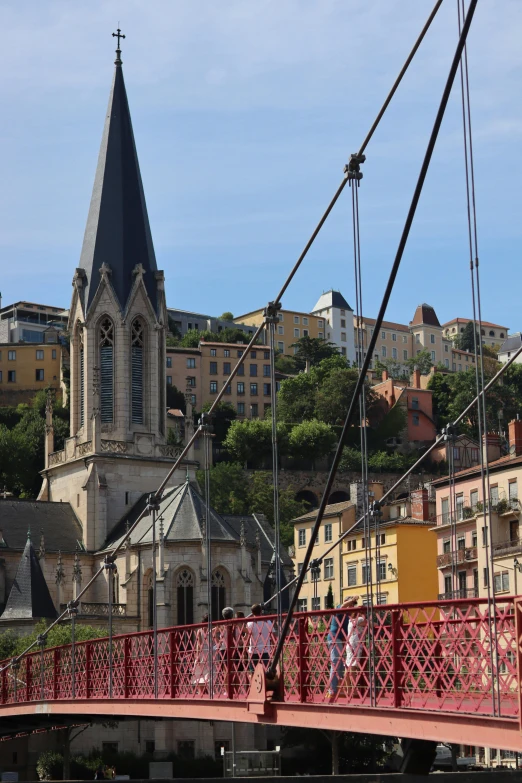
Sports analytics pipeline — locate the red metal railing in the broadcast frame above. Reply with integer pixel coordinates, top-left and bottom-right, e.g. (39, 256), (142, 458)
(0, 598), (519, 720)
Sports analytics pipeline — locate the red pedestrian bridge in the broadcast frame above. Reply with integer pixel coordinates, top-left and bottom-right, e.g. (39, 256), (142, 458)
(1, 598), (521, 751)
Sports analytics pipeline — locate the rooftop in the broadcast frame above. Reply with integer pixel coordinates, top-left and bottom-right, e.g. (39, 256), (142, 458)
(0, 499), (83, 552)
(312, 290), (353, 312)
(499, 333), (522, 354)
(431, 453), (522, 487)
(442, 317), (509, 330)
(355, 316), (410, 332)
(410, 304), (441, 328)
(293, 500), (353, 523)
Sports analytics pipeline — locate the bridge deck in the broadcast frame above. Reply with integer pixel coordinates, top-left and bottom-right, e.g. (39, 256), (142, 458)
(0, 598), (520, 749)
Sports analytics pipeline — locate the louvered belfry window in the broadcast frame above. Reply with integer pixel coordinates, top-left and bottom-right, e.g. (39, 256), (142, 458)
(79, 327), (85, 427)
(99, 318), (114, 423)
(131, 319), (144, 424)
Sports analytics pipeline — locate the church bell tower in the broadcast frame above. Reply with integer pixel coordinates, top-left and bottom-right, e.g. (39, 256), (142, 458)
(39, 33), (191, 551)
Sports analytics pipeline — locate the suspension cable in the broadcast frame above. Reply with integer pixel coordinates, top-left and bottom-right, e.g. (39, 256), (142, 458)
(267, 0), (479, 680)
(456, 0), (500, 716)
(266, 308), (283, 634)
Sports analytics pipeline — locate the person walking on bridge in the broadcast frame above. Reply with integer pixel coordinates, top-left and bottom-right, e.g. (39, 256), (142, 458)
(325, 595), (359, 703)
(247, 603), (273, 669)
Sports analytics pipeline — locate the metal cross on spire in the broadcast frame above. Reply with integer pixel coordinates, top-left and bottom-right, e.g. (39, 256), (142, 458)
(112, 27), (125, 65)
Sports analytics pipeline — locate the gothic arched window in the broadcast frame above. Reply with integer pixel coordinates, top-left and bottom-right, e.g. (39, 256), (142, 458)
(176, 569), (194, 626)
(131, 318), (144, 424)
(211, 569), (227, 621)
(78, 325), (85, 428)
(99, 318), (114, 423)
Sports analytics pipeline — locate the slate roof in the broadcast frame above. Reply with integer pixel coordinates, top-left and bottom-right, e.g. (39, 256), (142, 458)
(0, 500), (83, 552)
(0, 536), (57, 621)
(78, 58), (158, 316)
(350, 516), (434, 533)
(312, 290), (353, 312)
(106, 481), (241, 548)
(499, 333), (522, 354)
(223, 513), (293, 567)
(292, 501), (353, 524)
(410, 304), (441, 327)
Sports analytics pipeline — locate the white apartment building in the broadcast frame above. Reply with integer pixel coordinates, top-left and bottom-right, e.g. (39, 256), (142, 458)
(312, 290), (355, 364)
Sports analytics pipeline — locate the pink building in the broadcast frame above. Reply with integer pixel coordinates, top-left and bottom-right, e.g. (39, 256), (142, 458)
(372, 368), (437, 448)
(432, 420), (522, 600)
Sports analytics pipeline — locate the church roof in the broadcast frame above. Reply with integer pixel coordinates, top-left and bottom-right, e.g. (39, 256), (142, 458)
(223, 513), (293, 567)
(78, 53), (158, 316)
(0, 499), (83, 553)
(0, 535), (57, 621)
(106, 481), (241, 548)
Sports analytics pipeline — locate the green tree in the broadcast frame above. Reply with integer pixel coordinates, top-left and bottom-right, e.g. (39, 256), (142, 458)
(248, 472), (306, 547)
(196, 462), (250, 516)
(455, 321), (479, 352)
(166, 383), (186, 412)
(325, 583), (335, 609)
(315, 367), (377, 428)
(277, 372), (317, 423)
(220, 311), (234, 321)
(373, 358), (409, 381)
(339, 446), (363, 471)
(167, 315), (182, 341)
(178, 329), (216, 347)
(274, 353), (297, 375)
(291, 336), (340, 370)
(218, 326), (253, 344)
(288, 419), (336, 467)
(427, 371), (453, 425)
(447, 367), (515, 439)
(405, 349), (434, 375)
(223, 418), (288, 465)
(201, 401), (236, 445)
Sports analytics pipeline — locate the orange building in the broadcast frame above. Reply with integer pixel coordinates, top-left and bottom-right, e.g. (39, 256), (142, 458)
(372, 368), (436, 447)
(166, 341), (274, 418)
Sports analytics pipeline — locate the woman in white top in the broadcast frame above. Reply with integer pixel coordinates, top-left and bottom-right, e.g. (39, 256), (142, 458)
(343, 615), (365, 696)
(246, 603), (274, 669)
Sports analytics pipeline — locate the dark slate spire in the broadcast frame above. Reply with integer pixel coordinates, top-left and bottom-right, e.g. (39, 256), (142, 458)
(79, 34), (158, 315)
(0, 535), (57, 621)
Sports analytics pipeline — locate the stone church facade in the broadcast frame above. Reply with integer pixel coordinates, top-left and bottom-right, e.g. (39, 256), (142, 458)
(0, 40), (289, 771)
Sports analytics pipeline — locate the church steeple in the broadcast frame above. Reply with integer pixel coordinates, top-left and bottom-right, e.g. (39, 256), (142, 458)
(78, 30), (159, 316)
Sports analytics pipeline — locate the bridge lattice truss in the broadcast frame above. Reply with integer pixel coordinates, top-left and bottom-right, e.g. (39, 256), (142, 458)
(2, 598), (522, 751)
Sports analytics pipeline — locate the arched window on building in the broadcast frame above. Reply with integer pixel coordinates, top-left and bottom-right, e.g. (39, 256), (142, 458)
(211, 569), (227, 621)
(176, 569), (194, 626)
(131, 318), (144, 424)
(78, 325), (85, 428)
(99, 318), (114, 423)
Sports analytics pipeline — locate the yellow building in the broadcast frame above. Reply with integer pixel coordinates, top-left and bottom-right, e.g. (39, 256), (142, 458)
(0, 343), (61, 405)
(166, 340), (274, 418)
(234, 308), (326, 356)
(341, 489), (438, 605)
(291, 501), (356, 611)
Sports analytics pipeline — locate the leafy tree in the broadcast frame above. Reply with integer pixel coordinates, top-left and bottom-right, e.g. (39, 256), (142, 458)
(248, 472), (306, 547)
(373, 358), (409, 381)
(447, 367), (515, 439)
(218, 326), (253, 345)
(277, 372), (317, 424)
(325, 583), (335, 609)
(167, 315), (182, 341)
(223, 418), (289, 465)
(196, 462), (250, 516)
(315, 367), (377, 428)
(220, 311), (234, 321)
(166, 383), (186, 412)
(178, 329), (216, 348)
(427, 372), (453, 425)
(201, 401), (236, 444)
(291, 336), (340, 369)
(274, 353), (297, 375)
(405, 349), (434, 375)
(339, 446), (364, 471)
(455, 321), (479, 352)
(288, 419), (336, 467)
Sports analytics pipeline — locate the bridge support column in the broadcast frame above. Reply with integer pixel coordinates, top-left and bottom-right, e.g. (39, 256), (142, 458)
(153, 721), (171, 760)
(399, 738), (437, 774)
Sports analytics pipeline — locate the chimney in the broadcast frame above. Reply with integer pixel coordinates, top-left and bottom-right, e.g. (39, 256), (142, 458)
(482, 433), (502, 464)
(381, 369), (389, 381)
(411, 488), (430, 521)
(508, 418), (522, 456)
(411, 369), (421, 389)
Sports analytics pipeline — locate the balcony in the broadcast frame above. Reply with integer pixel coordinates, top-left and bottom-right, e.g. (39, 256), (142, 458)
(492, 537), (522, 557)
(438, 588), (478, 600)
(437, 546), (477, 567)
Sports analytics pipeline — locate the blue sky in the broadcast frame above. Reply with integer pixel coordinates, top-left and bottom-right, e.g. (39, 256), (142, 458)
(0, 1), (521, 330)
